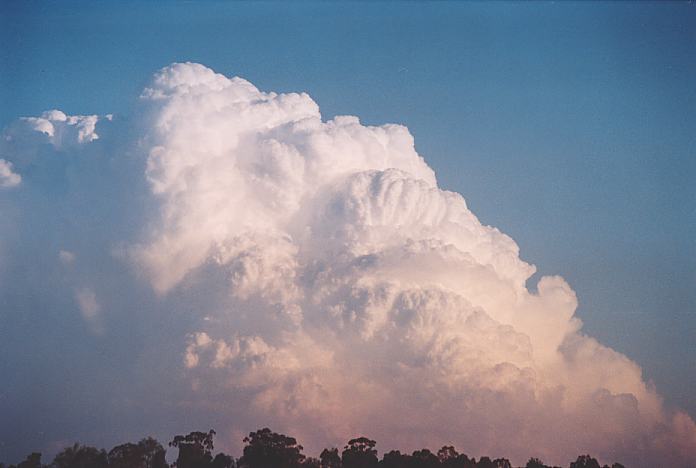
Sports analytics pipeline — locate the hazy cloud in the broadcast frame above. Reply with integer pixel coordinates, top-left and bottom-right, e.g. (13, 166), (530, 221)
(0, 159), (21, 188)
(75, 287), (104, 335)
(59, 250), (76, 265)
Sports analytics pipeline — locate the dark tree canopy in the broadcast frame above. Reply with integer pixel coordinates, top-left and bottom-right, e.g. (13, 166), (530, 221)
(341, 437), (378, 468)
(52, 444), (108, 468)
(436, 447), (458, 464)
(0, 427), (627, 468)
(319, 448), (341, 468)
(238, 428), (305, 468)
(569, 456), (600, 468)
(380, 450), (409, 468)
(15, 453), (42, 468)
(170, 430), (217, 468)
(411, 449), (439, 468)
(525, 458), (548, 468)
(109, 437), (168, 468)
(210, 453), (235, 468)
(491, 459), (512, 468)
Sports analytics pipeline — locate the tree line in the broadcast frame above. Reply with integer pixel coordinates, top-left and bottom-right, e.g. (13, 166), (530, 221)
(1, 427), (626, 468)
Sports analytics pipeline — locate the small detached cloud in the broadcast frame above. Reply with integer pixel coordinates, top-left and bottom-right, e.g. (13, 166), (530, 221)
(75, 287), (104, 335)
(1, 110), (108, 163)
(59, 250), (76, 265)
(20, 110), (102, 146)
(0, 159), (21, 188)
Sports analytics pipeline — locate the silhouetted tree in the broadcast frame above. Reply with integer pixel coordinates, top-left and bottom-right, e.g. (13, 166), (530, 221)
(435, 446), (476, 468)
(490, 459), (511, 468)
(379, 451), (409, 468)
(108, 437), (168, 468)
(238, 428), (305, 468)
(16, 453), (42, 468)
(320, 448), (341, 468)
(525, 458), (548, 468)
(52, 444), (108, 468)
(569, 455), (600, 468)
(341, 437), (378, 468)
(0, 428), (629, 468)
(436, 447), (457, 464)
(410, 449), (438, 468)
(210, 453), (235, 468)
(170, 430), (216, 468)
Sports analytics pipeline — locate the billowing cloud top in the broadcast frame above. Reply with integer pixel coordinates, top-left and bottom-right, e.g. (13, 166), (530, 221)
(2, 63), (695, 467)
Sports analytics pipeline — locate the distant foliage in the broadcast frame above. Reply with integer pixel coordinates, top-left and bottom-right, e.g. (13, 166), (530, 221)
(0, 428), (626, 468)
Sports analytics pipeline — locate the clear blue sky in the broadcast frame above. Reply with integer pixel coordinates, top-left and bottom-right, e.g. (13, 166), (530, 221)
(1, 0), (695, 461)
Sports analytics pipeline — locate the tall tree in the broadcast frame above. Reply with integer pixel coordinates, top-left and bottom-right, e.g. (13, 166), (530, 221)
(210, 453), (235, 468)
(341, 437), (378, 468)
(378, 450), (409, 468)
(569, 456), (601, 468)
(52, 444), (108, 468)
(170, 430), (216, 468)
(108, 437), (168, 468)
(238, 428), (305, 468)
(16, 453), (42, 468)
(410, 449), (438, 468)
(436, 446), (475, 468)
(319, 448), (341, 468)
(525, 458), (548, 468)
(491, 459), (511, 468)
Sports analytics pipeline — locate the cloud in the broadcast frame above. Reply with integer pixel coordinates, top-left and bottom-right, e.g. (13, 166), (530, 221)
(0, 109), (109, 192)
(75, 287), (104, 335)
(0, 159), (21, 188)
(59, 250), (76, 265)
(125, 63), (696, 466)
(19, 110), (102, 147)
(1, 63), (694, 467)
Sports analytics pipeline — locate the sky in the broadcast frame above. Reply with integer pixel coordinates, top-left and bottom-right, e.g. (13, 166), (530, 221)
(1, 1), (695, 467)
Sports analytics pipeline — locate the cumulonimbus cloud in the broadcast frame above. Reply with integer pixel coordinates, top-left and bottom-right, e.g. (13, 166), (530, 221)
(3, 63), (695, 466)
(130, 63), (696, 466)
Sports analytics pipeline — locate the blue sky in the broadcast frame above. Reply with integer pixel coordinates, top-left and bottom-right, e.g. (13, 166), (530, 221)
(1, 1), (695, 464)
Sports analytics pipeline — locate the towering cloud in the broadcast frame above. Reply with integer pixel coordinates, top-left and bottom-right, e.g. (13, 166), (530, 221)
(1, 63), (694, 466)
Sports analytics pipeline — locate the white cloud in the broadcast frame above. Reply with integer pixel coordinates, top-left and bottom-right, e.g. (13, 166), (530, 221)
(17, 109), (102, 148)
(0, 159), (21, 188)
(125, 63), (696, 466)
(1, 63), (693, 467)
